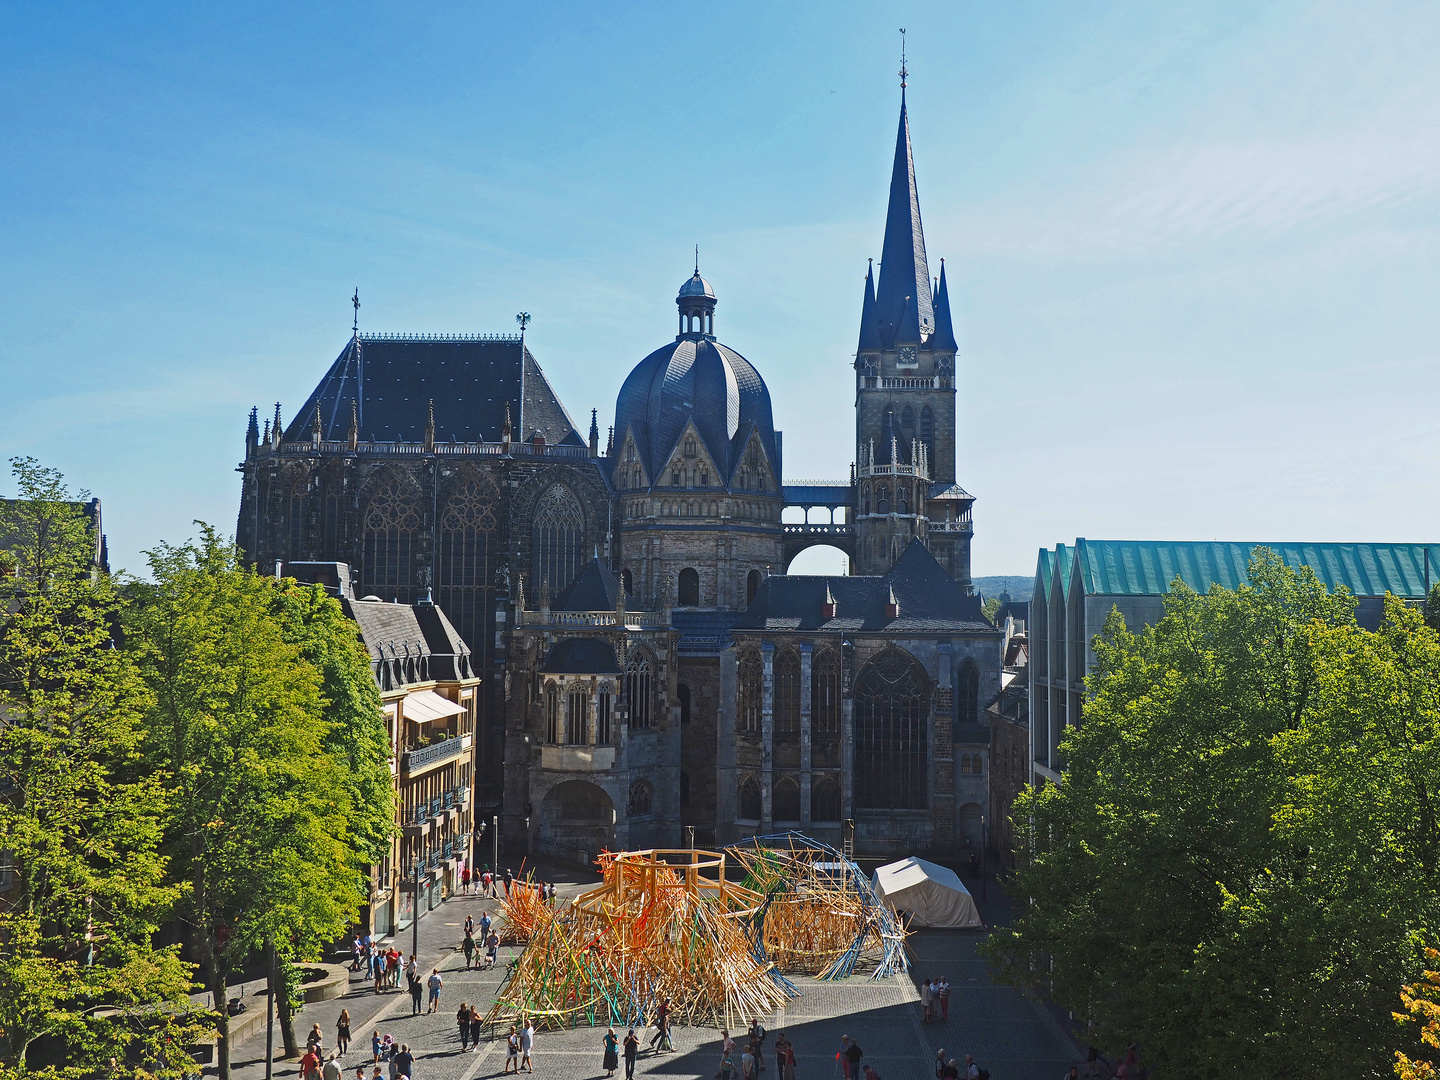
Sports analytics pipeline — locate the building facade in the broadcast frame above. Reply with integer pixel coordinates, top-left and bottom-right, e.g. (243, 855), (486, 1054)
(237, 87), (998, 860)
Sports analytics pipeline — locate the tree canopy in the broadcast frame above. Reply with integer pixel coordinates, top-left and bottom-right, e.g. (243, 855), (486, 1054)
(986, 551), (1440, 1078)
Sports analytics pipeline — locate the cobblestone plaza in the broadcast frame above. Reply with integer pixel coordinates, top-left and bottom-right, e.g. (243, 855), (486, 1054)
(213, 866), (1077, 1080)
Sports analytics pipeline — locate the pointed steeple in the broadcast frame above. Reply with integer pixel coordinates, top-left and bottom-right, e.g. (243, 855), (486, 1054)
(876, 95), (933, 348)
(246, 406), (259, 456)
(271, 403), (282, 448)
(931, 258), (958, 353)
(856, 259), (882, 357)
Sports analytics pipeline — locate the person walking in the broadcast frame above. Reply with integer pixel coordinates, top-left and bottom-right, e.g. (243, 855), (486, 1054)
(480, 911), (492, 943)
(462, 930), (476, 969)
(773, 1033), (789, 1078)
(299, 1048), (320, 1080)
(426, 968), (443, 1014)
(603, 1029), (620, 1077)
(457, 1003), (471, 1051)
(623, 1029), (640, 1079)
(391, 1045), (413, 1080)
(844, 1037), (863, 1080)
(336, 1010), (351, 1055)
(648, 998), (670, 1051)
(322, 1055), (343, 1080)
(938, 976), (950, 1022)
(407, 969), (423, 1015)
(468, 1005), (482, 1052)
(371, 1031), (383, 1065)
(502, 868), (513, 898)
(485, 929), (499, 968)
(782, 1038), (797, 1080)
(461, 865), (471, 893)
(521, 1018), (535, 1072)
(920, 976), (933, 1022)
(504, 1027), (520, 1074)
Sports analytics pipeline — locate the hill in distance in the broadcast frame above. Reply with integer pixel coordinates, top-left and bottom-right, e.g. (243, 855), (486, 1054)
(973, 575), (1033, 602)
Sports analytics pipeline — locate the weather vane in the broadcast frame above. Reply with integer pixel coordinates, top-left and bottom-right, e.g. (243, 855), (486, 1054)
(516, 312), (531, 332)
(351, 288), (360, 333)
(899, 28), (908, 89)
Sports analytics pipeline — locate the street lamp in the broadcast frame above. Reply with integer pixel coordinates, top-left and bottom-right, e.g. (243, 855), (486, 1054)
(410, 858), (422, 962)
(493, 814), (499, 870)
(980, 814), (988, 901)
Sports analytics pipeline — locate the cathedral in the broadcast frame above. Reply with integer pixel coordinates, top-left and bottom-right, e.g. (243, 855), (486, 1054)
(237, 89), (1000, 865)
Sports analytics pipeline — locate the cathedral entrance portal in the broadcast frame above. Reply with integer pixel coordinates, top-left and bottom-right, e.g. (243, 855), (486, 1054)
(539, 780), (615, 864)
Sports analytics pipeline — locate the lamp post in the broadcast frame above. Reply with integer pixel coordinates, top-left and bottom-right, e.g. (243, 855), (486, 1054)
(411, 858), (421, 962)
(493, 814), (499, 870)
(264, 938), (275, 1080)
(980, 814), (988, 902)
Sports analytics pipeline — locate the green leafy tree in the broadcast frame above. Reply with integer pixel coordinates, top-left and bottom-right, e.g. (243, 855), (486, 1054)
(0, 458), (204, 1077)
(130, 529), (363, 1080)
(1423, 582), (1440, 634)
(1395, 948), (1439, 1080)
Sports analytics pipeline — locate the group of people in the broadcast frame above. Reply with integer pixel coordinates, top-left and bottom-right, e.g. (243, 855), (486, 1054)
(460, 912), (501, 969)
(716, 1020), (797, 1080)
(502, 1019), (537, 1073)
(599, 998), (674, 1078)
(934, 1050), (989, 1080)
(918, 975), (952, 1022)
(349, 938), (412, 996)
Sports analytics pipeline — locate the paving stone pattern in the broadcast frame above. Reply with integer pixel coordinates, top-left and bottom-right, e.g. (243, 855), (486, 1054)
(214, 863), (1077, 1080)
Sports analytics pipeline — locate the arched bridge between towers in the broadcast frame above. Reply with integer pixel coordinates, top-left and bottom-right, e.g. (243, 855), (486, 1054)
(781, 481), (855, 571)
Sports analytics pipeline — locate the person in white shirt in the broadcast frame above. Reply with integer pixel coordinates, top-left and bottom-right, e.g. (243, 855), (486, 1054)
(520, 1019), (535, 1073)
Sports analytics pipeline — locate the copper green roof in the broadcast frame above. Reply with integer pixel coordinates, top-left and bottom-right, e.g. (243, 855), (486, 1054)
(1067, 540), (1440, 598)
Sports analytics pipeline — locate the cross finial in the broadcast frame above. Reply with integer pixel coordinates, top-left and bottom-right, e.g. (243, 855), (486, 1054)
(899, 28), (908, 90)
(352, 288), (360, 334)
(694, 245), (699, 275)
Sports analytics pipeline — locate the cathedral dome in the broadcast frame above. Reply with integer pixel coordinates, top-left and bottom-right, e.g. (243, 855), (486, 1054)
(614, 277), (778, 487)
(677, 271), (715, 300)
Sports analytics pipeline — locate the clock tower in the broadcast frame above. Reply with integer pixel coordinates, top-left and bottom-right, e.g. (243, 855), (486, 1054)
(853, 91), (973, 583)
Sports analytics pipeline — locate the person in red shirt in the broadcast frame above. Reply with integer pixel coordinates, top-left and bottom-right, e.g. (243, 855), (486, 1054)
(299, 1049), (320, 1080)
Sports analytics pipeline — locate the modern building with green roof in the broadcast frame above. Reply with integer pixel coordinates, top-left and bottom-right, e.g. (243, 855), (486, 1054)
(1030, 539), (1440, 786)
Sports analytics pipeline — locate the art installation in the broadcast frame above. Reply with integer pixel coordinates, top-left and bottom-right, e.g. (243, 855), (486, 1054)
(486, 834), (907, 1034)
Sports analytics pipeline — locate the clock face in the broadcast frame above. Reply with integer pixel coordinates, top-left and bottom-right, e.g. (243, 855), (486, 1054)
(898, 345), (917, 364)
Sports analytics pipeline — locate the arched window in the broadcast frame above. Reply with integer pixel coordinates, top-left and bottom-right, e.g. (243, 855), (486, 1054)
(773, 776), (801, 822)
(811, 776), (841, 822)
(746, 569), (762, 606)
(957, 659), (979, 728)
(877, 486), (890, 515)
(566, 687), (589, 745)
(621, 568), (634, 597)
(684, 437), (697, 458)
(596, 690), (613, 743)
(628, 780), (653, 816)
(774, 649), (800, 735)
(960, 754), (971, 774)
(863, 487), (872, 515)
(901, 405), (915, 433)
(531, 484), (585, 597)
(920, 405), (934, 441)
(287, 471), (309, 556)
(899, 486), (909, 514)
(854, 649), (929, 810)
(624, 653), (652, 729)
(737, 648), (762, 733)
(677, 683), (691, 724)
(631, 465), (641, 488)
(972, 754), (983, 776)
(738, 776), (762, 821)
(438, 470), (498, 650)
(545, 684), (560, 744)
(362, 474), (422, 602)
(679, 567), (700, 606)
(812, 649), (841, 734)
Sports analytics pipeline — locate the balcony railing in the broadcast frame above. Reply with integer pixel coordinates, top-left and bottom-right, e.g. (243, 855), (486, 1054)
(401, 735), (466, 773)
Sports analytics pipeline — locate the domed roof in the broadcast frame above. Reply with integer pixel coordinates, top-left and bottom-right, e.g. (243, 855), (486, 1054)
(614, 335), (778, 487)
(677, 272), (715, 300)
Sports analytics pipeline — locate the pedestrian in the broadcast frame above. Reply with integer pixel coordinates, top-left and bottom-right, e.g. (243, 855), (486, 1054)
(773, 1033), (789, 1078)
(373, 950), (386, 994)
(468, 1005), (482, 1053)
(354, 1063), (366, 1080)
(722, 1030), (736, 1062)
(371, 1031), (383, 1065)
(742, 1043), (757, 1080)
(844, 1037), (864, 1080)
(783, 1039), (797, 1080)
(648, 998), (670, 1051)
(623, 1028), (639, 1079)
(322, 1055), (343, 1080)
(457, 1002), (471, 1051)
(427, 968), (443, 1013)
(938, 976), (950, 1021)
(941, 1060), (960, 1080)
(504, 1026), (520, 1074)
(465, 913), (475, 936)
(370, 1066), (383, 1080)
(482, 869), (493, 896)
(392, 1045), (413, 1080)
(408, 969), (423, 1015)
(337, 1009), (351, 1055)
(749, 1019), (766, 1071)
(603, 1028), (620, 1076)
(502, 868), (513, 897)
(462, 865), (471, 893)
(720, 1053), (737, 1080)
(920, 976), (933, 1022)
(521, 1017), (535, 1072)
(462, 930), (476, 969)
(299, 1048), (320, 1080)
(307, 1024), (325, 1056)
(485, 930), (499, 968)
(963, 1054), (980, 1079)
(480, 911), (492, 941)
(350, 936), (363, 971)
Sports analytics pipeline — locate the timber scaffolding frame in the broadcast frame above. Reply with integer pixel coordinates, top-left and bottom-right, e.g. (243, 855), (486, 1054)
(485, 849), (797, 1034)
(728, 832), (909, 981)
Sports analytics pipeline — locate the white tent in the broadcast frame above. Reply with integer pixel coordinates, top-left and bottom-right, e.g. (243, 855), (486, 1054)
(870, 857), (984, 929)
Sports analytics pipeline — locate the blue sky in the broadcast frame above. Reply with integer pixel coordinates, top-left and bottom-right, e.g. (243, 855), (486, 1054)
(3, 2), (1438, 579)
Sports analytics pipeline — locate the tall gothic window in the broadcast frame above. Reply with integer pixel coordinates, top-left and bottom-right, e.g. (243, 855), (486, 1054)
(812, 649), (841, 734)
(901, 405), (915, 433)
(774, 648), (800, 735)
(596, 691), (613, 744)
(287, 471), (309, 556)
(737, 648), (762, 733)
(920, 406), (934, 465)
(957, 659), (979, 729)
(624, 653), (652, 729)
(566, 687), (589, 745)
(738, 775), (762, 821)
(746, 569), (762, 606)
(678, 567), (700, 607)
(438, 471), (498, 650)
(773, 776), (801, 822)
(531, 483), (585, 597)
(362, 474), (422, 602)
(854, 649), (929, 810)
(811, 775), (841, 822)
(628, 780), (653, 815)
(545, 684), (560, 744)
(877, 486), (890, 515)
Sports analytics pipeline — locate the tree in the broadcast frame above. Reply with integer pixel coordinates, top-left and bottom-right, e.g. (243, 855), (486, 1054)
(1396, 948), (1439, 1080)
(1423, 582), (1440, 634)
(130, 529), (363, 1080)
(0, 458), (204, 1077)
(985, 550), (1440, 1077)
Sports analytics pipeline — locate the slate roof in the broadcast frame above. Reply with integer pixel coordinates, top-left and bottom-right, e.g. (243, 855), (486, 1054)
(1066, 539), (1440, 599)
(540, 638), (622, 675)
(782, 482), (852, 507)
(732, 539), (995, 634)
(282, 334), (581, 445)
(671, 610), (740, 654)
(340, 596), (475, 682)
(552, 559), (621, 611)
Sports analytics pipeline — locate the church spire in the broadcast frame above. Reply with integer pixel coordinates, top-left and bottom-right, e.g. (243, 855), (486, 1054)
(875, 94), (932, 348)
(931, 258), (958, 353)
(856, 259), (881, 357)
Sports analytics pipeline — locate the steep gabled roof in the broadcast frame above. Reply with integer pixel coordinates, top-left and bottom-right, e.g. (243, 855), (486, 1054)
(551, 559), (621, 612)
(540, 638), (622, 675)
(875, 95), (933, 349)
